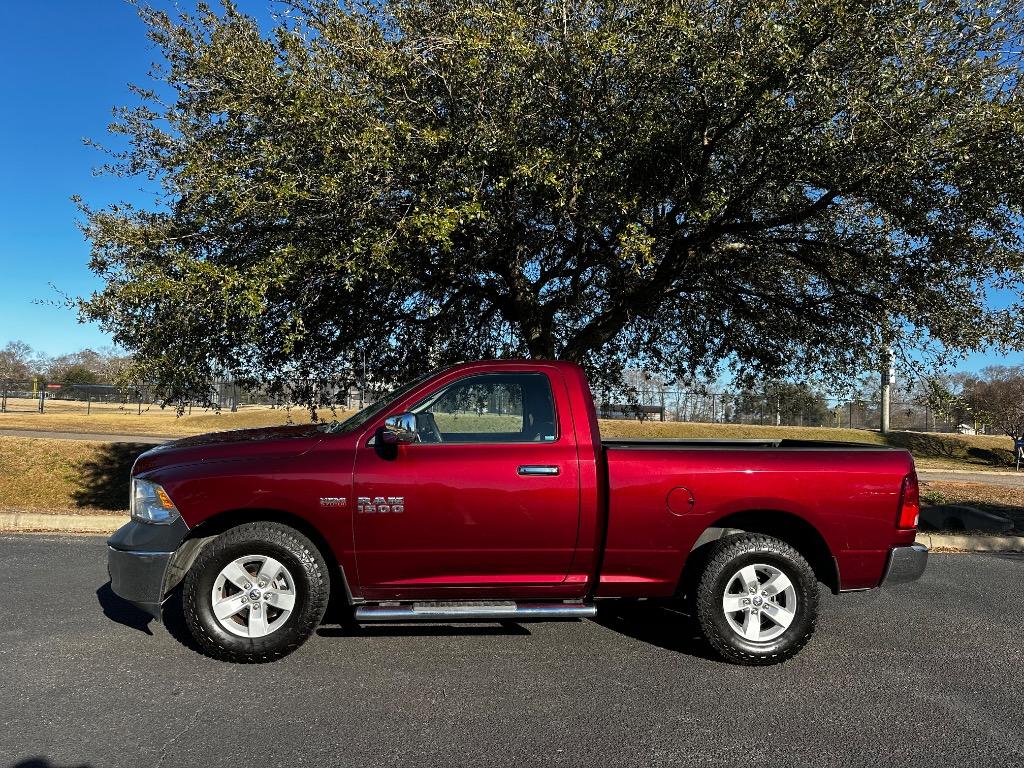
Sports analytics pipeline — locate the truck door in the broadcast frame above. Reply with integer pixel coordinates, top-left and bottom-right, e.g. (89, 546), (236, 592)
(352, 370), (581, 597)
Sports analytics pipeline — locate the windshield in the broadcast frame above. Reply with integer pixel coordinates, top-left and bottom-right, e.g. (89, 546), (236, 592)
(323, 370), (436, 435)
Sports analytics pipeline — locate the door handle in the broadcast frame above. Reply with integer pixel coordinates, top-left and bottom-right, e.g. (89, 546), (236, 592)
(517, 465), (560, 476)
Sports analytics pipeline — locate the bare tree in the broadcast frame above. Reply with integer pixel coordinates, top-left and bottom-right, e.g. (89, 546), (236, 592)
(966, 367), (1024, 441)
(0, 341), (37, 381)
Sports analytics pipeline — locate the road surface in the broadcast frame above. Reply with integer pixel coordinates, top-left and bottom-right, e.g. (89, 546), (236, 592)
(0, 535), (1022, 767)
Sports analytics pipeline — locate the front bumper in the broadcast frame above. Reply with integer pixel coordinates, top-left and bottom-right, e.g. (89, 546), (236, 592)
(106, 517), (189, 619)
(880, 542), (928, 586)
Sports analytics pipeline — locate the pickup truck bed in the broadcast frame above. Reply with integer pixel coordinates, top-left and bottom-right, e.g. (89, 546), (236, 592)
(601, 439), (916, 597)
(108, 360), (926, 666)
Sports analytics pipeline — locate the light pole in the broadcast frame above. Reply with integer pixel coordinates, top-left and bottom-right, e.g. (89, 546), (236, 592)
(880, 346), (893, 435)
(359, 349), (366, 409)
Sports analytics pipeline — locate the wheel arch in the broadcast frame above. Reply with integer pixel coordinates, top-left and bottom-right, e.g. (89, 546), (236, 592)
(169, 508), (353, 608)
(682, 509), (840, 595)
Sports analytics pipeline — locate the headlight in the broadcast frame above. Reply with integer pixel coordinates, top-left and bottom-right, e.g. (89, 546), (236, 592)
(131, 478), (180, 524)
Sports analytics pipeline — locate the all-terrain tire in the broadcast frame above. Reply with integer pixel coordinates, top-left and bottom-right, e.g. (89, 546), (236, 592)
(183, 522), (330, 663)
(695, 533), (818, 666)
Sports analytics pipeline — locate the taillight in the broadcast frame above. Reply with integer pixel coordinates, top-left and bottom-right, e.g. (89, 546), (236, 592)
(897, 473), (920, 529)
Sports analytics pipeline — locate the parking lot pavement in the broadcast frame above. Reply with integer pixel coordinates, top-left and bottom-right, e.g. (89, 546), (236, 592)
(1, 536), (1022, 768)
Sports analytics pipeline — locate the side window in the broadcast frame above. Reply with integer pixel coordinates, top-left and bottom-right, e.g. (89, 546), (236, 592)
(411, 373), (557, 444)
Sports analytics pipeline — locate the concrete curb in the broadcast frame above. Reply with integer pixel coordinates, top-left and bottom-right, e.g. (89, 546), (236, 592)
(0, 512), (126, 534)
(917, 532), (1024, 553)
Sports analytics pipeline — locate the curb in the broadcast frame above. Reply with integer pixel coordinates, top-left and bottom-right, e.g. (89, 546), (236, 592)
(0, 511), (126, 534)
(917, 532), (1024, 553)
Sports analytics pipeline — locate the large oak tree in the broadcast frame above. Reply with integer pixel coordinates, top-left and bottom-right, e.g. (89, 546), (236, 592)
(79, 0), (1024, 403)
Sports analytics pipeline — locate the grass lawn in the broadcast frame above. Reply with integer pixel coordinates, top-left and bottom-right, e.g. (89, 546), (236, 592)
(0, 405), (352, 437)
(920, 480), (1024, 532)
(0, 437), (140, 515)
(1, 404), (1017, 468)
(0, 416), (1019, 518)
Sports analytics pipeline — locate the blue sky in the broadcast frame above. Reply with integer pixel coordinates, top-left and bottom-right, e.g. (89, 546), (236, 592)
(0, 1), (1020, 372)
(0, 1), (151, 356)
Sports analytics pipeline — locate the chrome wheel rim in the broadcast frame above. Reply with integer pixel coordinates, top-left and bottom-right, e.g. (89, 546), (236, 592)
(211, 555), (297, 638)
(722, 563), (798, 643)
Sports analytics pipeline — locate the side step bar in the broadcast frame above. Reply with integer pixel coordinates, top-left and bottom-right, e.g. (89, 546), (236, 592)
(354, 600), (596, 622)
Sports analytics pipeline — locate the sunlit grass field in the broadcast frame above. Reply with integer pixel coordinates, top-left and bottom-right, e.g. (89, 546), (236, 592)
(0, 409), (1017, 516)
(0, 403), (353, 437)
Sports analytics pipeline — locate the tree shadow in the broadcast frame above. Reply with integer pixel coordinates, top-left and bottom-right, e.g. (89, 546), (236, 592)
(72, 443), (153, 510)
(965, 446), (1015, 466)
(884, 432), (965, 458)
(9, 760), (93, 768)
(591, 601), (722, 662)
(95, 582), (153, 635)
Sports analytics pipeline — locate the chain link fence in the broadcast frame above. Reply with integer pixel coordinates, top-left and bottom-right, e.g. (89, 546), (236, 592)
(593, 391), (974, 433)
(1, 377), (981, 434)
(0, 378), (379, 416)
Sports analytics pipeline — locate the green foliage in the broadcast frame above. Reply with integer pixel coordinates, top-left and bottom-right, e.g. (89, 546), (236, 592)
(79, 0), (1024, 404)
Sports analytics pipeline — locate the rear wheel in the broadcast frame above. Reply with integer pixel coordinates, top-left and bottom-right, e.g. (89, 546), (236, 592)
(183, 522), (330, 663)
(695, 533), (818, 665)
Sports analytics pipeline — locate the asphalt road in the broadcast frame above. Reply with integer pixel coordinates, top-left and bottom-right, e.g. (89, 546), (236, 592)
(918, 469), (1024, 487)
(1, 536), (1022, 768)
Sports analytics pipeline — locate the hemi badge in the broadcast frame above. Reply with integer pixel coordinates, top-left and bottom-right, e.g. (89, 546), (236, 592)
(320, 497), (347, 508)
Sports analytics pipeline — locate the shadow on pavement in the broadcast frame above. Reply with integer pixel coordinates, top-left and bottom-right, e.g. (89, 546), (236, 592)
(72, 443), (153, 510)
(95, 582), (153, 635)
(98, 582), (209, 656)
(10, 758), (92, 768)
(592, 601), (721, 662)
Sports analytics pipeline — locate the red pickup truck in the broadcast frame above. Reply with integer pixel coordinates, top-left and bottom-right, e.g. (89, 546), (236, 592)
(108, 360), (926, 665)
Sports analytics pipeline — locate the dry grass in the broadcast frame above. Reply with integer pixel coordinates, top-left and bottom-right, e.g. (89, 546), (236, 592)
(1, 420), (1020, 517)
(922, 480), (1024, 509)
(599, 420), (1016, 470)
(0, 437), (131, 514)
(3, 404), (1015, 466)
(0, 405), (354, 437)
(921, 480), (1024, 530)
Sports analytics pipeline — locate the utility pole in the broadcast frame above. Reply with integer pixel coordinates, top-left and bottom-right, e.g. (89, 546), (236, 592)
(880, 346), (893, 435)
(359, 349), (366, 409)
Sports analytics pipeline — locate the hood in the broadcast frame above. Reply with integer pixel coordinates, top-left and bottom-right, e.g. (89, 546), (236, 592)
(133, 422), (330, 475)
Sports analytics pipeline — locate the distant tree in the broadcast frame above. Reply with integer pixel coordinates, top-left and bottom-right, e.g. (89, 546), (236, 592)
(965, 366), (1024, 441)
(736, 382), (831, 426)
(921, 374), (975, 430)
(0, 341), (36, 381)
(78, 0), (1024, 406)
(45, 350), (110, 386)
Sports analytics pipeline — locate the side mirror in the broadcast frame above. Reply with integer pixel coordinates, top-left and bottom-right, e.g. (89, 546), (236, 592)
(381, 412), (418, 444)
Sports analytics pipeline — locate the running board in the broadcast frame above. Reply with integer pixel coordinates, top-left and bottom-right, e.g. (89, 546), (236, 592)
(354, 600), (596, 622)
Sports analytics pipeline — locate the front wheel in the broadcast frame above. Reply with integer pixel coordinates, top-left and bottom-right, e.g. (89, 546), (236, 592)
(182, 522), (330, 663)
(695, 533), (818, 665)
